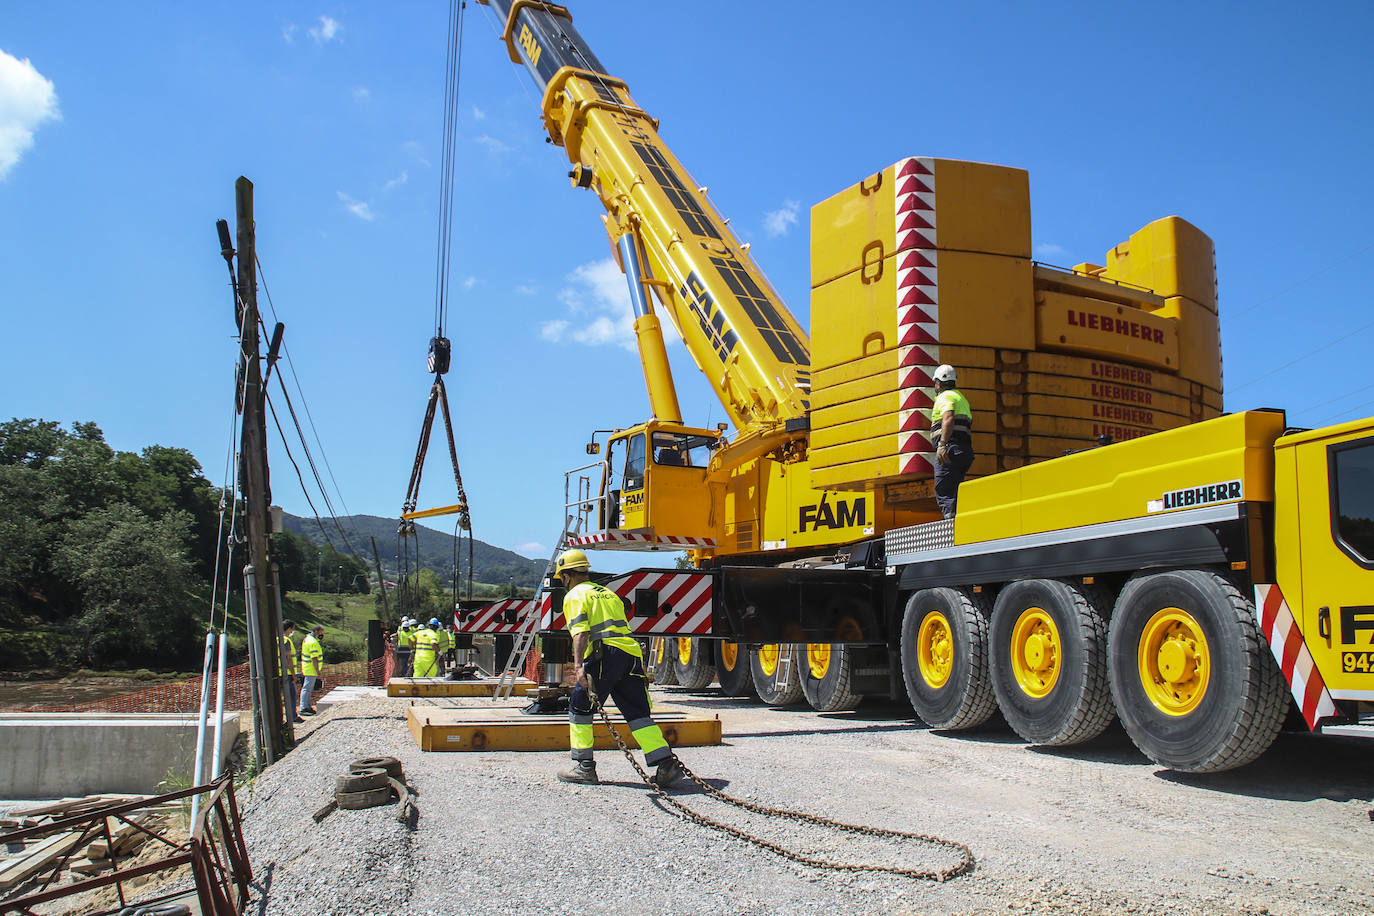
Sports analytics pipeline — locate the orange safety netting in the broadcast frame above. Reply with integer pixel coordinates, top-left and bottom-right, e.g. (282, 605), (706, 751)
(11, 656), (389, 714)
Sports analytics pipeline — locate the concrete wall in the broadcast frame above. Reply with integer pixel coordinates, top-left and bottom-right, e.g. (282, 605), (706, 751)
(0, 712), (240, 799)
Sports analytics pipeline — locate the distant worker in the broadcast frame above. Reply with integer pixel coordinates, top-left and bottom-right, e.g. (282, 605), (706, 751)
(395, 617), (416, 679)
(931, 364), (974, 519)
(435, 620), (451, 675)
(554, 549), (683, 788)
(299, 624), (325, 716)
(282, 620), (304, 724)
(412, 618), (441, 678)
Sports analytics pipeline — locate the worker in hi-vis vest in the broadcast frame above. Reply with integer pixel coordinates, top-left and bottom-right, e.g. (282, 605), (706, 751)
(282, 620), (304, 724)
(299, 624), (325, 716)
(435, 622), (451, 675)
(555, 549), (683, 789)
(412, 618), (441, 678)
(395, 617), (416, 678)
(930, 363), (974, 519)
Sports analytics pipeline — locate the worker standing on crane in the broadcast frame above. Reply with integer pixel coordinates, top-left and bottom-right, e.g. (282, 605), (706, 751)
(930, 364), (974, 519)
(555, 549), (684, 789)
(413, 618), (441, 678)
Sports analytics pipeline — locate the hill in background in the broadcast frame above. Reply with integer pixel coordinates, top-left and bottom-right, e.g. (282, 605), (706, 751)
(283, 513), (545, 588)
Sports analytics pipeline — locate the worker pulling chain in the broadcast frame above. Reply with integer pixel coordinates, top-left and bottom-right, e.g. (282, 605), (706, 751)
(554, 547), (976, 883)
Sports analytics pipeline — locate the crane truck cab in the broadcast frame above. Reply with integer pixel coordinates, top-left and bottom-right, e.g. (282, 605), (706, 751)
(587, 420), (721, 548)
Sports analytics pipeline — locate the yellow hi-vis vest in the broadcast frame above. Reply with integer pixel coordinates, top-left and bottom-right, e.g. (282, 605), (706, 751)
(397, 627), (415, 649)
(282, 635), (299, 676)
(412, 627), (440, 676)
(930, 388), (973, 447)
(301, 634), (324, 677)
(564, 581), (641, 660)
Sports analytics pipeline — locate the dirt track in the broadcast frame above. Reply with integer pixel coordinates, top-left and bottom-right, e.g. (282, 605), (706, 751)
(241, 686), (1373, 916)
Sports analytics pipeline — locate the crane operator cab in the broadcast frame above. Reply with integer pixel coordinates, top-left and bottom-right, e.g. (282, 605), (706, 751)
(586, 420), (720, 548)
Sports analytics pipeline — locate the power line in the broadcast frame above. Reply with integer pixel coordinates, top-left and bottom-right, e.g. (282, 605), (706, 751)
(1228, 315), (1374, 392)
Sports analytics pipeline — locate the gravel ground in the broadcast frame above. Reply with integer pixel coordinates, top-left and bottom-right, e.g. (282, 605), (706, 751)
(238, 687), (1374, 916)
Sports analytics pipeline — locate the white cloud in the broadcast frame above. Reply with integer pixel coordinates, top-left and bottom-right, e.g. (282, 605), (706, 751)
(547, 259), (636, 351)
(309, 16), (340, 43)
(0, 51), (60, 181)
(282, 24), (298, 43)
(514, 541), (546, 557)
(475, 133), (510, 155)
(337, 191), (374, 221)
(763, 199), (799, 237)
(462, 276), (476, 290)
(471, 105), (486, 121)
(402, 140), (430, 167)
(515, 284), (537, 296)
(352, 87), (370, 102)
(383, 170), (408, 191)
(1034, 242), (1067, 258)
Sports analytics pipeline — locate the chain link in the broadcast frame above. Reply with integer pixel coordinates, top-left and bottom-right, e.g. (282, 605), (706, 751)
(587, 687), (975, 882)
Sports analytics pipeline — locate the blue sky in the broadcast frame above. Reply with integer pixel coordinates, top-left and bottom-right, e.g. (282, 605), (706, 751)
(2, 2), (1372, 570)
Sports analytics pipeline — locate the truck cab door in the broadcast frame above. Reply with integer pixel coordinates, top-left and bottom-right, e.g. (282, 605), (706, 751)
(1290, 428), (1374, 696)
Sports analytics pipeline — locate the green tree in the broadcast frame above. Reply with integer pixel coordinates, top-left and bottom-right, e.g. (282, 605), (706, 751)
(53, 503), (201, 668)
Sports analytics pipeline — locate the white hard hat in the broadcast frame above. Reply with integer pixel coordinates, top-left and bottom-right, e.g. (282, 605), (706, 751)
(933, 364), (957, 385)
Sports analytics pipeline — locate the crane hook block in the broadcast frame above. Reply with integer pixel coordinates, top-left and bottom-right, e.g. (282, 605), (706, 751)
(428, 336), (452, 375)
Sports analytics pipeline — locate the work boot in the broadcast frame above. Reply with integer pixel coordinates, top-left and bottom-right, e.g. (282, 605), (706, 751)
(557, 762), (599, 785)
(650, 756), (684, 789)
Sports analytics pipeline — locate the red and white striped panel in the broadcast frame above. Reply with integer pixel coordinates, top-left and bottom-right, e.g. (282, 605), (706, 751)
(569, 529), (717, 551)
(541, 570), (714, 637)
(1255, 583), (1339, 729)
(457, 598), (535, 634)
(894, 156), (939, 477)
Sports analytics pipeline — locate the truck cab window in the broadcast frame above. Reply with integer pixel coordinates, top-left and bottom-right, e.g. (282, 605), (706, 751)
(652, 432), (713, 467)
(1333, 439), (1374, 562)
(623, 433), (646, 491)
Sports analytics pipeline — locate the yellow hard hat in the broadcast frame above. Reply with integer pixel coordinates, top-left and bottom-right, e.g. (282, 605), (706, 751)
(555, 548), (591, 576)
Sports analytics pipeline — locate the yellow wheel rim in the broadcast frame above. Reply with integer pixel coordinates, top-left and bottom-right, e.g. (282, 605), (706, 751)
(758, 644), (779, 676)
(677, 637), (693, 666)
(807, 643), (831, 679)
(918, 611), (953, 689)
(654, 638), (666, 665)
(720, 641), (739, 670)
(1010, 607), (1060, 698)
(1137, 607), (1210, 716)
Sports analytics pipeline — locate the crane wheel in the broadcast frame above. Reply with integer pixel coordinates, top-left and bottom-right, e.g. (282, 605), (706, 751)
(990, 579), (1114, 746)
(900, 587), (996, 729)
(750, 644), (803, 706)
(671, 637), (715, 690)
(1108, 568), (1288, 773)
(649, 638), (678, 685)
(714, 641), (757, 697)
(800, 643), (862, 712)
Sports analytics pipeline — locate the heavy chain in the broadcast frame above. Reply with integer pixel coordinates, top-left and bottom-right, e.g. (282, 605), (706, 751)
(587, 688), (975, 883)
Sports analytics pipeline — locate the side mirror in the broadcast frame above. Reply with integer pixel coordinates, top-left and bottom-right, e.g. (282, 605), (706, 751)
(586, 442), (600, 455)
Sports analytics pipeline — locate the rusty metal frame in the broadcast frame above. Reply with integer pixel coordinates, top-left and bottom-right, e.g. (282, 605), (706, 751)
(0, 773), (252, 915)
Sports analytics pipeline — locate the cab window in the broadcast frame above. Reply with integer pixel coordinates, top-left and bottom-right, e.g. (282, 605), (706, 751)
(651, 432), (713, 467)
(623, 434), (646, 491)
(1333, 439), (1374, 564)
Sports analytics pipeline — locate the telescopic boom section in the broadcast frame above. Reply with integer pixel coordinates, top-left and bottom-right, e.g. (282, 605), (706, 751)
(480, 1), (812, 443)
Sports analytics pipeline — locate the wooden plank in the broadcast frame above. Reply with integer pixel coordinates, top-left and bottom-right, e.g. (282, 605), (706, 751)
(0, 831), (84, 890)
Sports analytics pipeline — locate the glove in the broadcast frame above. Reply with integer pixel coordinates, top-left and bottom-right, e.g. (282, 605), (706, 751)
(936, 444), (950, 465)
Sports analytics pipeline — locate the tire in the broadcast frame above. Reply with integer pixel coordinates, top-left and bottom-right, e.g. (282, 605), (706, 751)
(351, 756), (404, 781)
(336, 767), (389, 794)
(335, 786), (394, 810)
(649, 638), (679, 685)
(989, 579), (1115, 746)
(714, 641), (756, 697)
(1107, 568), (1287, 773)
(671, 637), (715, 690)
(750, 644), (803, 706)
(800, 643), (862, 712)
(900, 587), (996, 729)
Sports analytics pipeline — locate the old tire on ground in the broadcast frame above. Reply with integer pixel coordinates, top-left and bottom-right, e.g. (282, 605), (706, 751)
(335, 786), (394, 810)
(900, 587), (996, 729)
(750, 644), (803, 706)
(715, 641), (756, 697)
(990, 578), (1115, 746)
(671, 637), (715, 690)
(1108, 568), (1288, 773)
(352, 756), (403, 780)
(800, 643), (862, 712)
(336, 767), (390, 794)
(649, 638), (678, 685)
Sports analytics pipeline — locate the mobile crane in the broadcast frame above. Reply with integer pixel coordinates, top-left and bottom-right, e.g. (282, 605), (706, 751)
(463, 0), (1373, 771)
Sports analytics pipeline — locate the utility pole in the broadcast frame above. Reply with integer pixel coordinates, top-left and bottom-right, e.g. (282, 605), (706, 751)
(233, 176), (291, 761)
